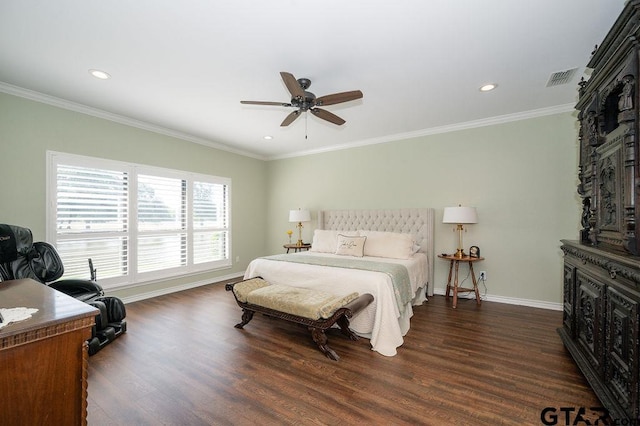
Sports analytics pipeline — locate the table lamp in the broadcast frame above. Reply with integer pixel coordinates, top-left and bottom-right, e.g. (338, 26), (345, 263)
(443, 205), (478, 258)
(289, 208), (311, 246)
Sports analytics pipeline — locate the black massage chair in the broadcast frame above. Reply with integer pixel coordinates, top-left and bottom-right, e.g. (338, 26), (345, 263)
(0, 224), (126, 355)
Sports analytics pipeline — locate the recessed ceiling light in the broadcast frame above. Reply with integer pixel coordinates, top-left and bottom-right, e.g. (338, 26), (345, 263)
(479, 83), (497, 92)
(89, 69), (111, 80)
(263, 135), (273, 140)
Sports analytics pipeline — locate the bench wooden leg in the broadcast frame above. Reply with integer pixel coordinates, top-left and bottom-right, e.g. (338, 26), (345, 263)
(235, 309), (255, 329)
(309, 327), (340, 361)
(337, 316), (359, 341)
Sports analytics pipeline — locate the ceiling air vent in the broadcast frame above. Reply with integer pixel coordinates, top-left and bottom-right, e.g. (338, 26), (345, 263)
(546, 68), (578, 87)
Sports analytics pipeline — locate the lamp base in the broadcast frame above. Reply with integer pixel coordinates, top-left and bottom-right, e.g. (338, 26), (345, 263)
(454, 225), (467, 258)
(296, 222), (304, 247)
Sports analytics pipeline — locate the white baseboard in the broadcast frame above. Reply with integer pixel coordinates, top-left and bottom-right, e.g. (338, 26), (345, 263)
(432, 287), (562, 311)
(114, 278), (562, 311)
(114, 273), (244, 304)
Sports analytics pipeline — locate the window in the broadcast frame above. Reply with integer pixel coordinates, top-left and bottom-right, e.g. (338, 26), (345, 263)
(47, 152), (231, 289)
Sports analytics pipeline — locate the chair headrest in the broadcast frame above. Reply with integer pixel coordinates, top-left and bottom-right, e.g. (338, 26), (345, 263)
(0, 224), (33, 263)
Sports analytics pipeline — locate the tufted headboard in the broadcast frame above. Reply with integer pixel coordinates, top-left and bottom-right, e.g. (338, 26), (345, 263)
(317, 208), (435, 296)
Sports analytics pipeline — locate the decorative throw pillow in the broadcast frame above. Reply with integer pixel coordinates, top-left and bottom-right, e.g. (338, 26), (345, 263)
(310, 230), (359, 253)
(358, 230), (415, 259)
(335, 235), (366, 257)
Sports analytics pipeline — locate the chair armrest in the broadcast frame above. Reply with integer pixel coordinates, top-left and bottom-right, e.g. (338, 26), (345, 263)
(49, 279), (104, 298)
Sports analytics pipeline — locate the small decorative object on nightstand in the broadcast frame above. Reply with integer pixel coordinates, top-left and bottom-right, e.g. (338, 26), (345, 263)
(438, 254), (483, 308)
(286, 229), (293, 244)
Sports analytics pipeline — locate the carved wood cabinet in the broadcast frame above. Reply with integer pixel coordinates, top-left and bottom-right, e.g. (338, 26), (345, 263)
(560, 241), (640, 420)
(0, 279), (97, 425)
(559, 1), (640, 421)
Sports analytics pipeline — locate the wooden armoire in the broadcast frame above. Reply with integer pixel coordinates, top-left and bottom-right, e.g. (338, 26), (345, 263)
(559, 1), (640, 421)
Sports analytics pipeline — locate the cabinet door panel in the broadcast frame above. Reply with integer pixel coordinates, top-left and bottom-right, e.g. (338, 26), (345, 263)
(606, 285), (639, 419)
(576, 270), (606, 375)
(563, 263), (576, 337)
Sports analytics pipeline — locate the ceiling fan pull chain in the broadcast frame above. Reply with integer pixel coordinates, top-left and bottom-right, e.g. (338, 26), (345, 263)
(305, 112), (308, 139)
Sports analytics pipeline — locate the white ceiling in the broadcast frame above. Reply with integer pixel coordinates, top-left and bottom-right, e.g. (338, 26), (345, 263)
(0, 1), (624, 160)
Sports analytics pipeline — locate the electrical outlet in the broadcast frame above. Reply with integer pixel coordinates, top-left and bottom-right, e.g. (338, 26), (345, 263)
(479, 271), (487, 281)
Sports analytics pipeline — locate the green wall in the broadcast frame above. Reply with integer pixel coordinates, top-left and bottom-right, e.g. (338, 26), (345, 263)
(0, 92), (267, 300)
(266, 112), (581, 305)
(1, 90), (581, 306)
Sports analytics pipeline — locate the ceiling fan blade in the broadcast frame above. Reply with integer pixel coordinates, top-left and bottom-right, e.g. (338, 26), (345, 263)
(280, 72), (305, 99)
(315, 90), (363, 106)
(240, 100), (291, 107)
(311, 108), (346, 125)
(281, 110), (301, 126)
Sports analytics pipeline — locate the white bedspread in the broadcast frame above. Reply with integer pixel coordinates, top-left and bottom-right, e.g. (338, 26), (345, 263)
(243, 251), (428, 356)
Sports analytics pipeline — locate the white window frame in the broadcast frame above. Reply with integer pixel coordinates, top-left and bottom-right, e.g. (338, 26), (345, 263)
(46, 151), (232, 289)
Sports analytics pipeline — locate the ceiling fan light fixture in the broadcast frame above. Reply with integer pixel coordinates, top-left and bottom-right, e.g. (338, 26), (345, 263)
(241, 72), (362, 128)
(89, 69), (111, 80)
(479, 83), (497, 92)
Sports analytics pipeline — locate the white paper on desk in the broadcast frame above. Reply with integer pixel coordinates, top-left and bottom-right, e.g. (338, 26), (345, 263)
(0, 307), (38, 330)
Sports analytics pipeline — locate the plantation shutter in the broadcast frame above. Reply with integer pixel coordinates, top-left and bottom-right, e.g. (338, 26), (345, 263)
(55, 164), (129, 280)
(137, 174), (187, 273)
(193, 181), (229, 264)
(49, 152), (232, 289)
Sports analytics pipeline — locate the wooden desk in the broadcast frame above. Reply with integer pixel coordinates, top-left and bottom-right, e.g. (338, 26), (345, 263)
(438, 254), (484, 308)
(0, 278), (98, 426)
(284, 243), (312, 253)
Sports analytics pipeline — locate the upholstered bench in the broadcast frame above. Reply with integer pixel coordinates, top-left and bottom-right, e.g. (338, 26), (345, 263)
(225, 277), (374, 361)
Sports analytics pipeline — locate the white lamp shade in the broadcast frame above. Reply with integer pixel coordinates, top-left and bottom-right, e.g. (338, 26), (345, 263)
(442, 206), (478, 224)
(289, 209), (311, 223)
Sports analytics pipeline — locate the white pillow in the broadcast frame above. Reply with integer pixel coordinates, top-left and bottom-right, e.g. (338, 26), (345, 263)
(358, 230), (415, 259)
(310, 230), (359, 253)
(335, 235), (367, 257)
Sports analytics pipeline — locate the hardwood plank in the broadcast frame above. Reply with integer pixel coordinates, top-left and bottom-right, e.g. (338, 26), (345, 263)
(88, 280), (603, 425)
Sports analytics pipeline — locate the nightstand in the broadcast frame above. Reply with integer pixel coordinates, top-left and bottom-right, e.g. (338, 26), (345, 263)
(283, 243), (311, 253)
(438, 254), (483, 308)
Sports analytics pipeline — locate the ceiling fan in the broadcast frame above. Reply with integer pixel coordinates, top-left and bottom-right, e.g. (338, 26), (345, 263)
(241, 72), (363, 127)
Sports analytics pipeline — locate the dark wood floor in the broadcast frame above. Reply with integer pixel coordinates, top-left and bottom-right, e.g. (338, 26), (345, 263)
(87, 280), (602, 425)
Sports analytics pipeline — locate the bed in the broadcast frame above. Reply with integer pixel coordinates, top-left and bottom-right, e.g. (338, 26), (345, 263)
(243, 208), (434, 357)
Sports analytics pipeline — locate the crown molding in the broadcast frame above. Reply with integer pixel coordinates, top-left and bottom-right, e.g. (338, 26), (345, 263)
(267, 103), (576, 160)
(2, 81), (575, 163)
(0, 81), (266, 160)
